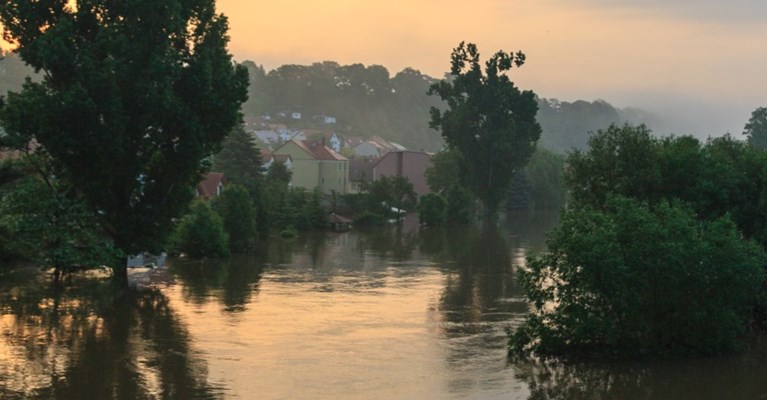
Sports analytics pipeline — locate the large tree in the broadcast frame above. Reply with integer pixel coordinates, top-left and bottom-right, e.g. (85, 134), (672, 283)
(744, 106), (767, 149)
(0, 1), (249, 284)
(510, 197), (766, 357)
(428, 42), (541, 214)
(213, 124), (264, 195)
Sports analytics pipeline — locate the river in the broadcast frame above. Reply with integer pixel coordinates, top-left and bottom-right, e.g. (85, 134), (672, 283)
(1, 210), (767, 399)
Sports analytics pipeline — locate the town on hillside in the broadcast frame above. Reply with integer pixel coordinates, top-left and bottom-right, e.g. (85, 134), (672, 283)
(203, 114), (433, 198)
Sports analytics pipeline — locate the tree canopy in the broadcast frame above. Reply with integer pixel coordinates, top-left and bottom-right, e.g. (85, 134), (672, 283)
(510, 197), (766, 357)
(744, 106), (767, 149)
(428, 42), (541, 213)
(213, 124), (264, 195)
(0, 0), (248, 282)
(511, 123), (767, 358)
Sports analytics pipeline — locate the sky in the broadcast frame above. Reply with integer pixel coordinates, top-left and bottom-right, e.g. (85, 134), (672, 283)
(1, 1), (764, 137)
(217, 0), (767, 138)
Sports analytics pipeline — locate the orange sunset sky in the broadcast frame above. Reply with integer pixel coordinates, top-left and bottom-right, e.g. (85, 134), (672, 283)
(2, 1), (766, 136)
(216, 0), (767, 136)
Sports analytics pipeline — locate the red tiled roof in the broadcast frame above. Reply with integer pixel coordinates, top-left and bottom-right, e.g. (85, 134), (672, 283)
(286, 140), (347, 161)
(197, 172), (225, 199)
(260, 148), (274, 161)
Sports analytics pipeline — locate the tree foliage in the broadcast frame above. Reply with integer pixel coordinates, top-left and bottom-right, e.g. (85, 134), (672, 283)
(744, 107), (767, 149)
(0, 160), (119, 270)
(213, 124), (264, 195)
(566, 124), (767, 247)
(0, 0), (248, 281)
(510, 197), (766, 358)
(213, 185), (257, 252)
(524, 148), (566, 209)
(566, 124), (661, 208)
(244, 61), (442, 151)
(428, 42), (541, 213)
(362, 176), (417, 219)
(169, 201), (229, 259)
(417, 193), (447, 227)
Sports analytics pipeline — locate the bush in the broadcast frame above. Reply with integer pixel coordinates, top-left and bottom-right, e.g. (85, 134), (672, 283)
(509, 196), (766, 358)
(445, 186), (473, 224)
(354, 210), (386, 227)
(280, 226), (298, 239)
(418, 193), (447, 227)
(170, 201), (229, 258)
(213, 185), (257, 252)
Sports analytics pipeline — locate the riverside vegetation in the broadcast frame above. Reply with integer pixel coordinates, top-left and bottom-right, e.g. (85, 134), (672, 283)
(3, 1), (767, 360)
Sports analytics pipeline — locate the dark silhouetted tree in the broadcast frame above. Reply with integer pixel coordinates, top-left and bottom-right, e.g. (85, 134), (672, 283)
(744, 107), (767, 149)
(0, 0), (248, 284)
(429, 42), (541, 214)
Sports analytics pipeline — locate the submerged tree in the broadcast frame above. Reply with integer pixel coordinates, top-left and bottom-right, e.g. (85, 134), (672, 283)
(510, 197), (766, 358)
(0, 159), (120, 275)
(0, 1), (249, 284)
(429, 42), (541, 214)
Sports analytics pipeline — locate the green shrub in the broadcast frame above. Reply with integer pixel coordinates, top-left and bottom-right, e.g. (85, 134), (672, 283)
(170, 201), (229, 258)
(354, 210), (386, 227)
(214, 185), (257, 252)
(280, 226), (298, 239)
(418, 193), (447, 227)
(510, 196), (766, 358)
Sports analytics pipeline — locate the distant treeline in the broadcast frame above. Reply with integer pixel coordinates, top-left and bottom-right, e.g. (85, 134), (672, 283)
(1, 52), (662, 153)
(243, 60), (665, 153)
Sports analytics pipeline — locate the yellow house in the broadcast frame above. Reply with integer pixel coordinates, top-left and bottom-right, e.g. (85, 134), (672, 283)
(273, 139), (349, 194)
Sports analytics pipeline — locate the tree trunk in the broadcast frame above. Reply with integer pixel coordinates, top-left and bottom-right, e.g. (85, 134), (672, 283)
(112, 256), (129, 288)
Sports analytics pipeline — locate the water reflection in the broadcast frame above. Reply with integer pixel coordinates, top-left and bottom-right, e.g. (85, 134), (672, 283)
(424, 210), (560, 397)
(0, 269), (223, 399)
(357, 222), (419, 262)
(515, 342), (767, 400)
(170, 253), (266, 312)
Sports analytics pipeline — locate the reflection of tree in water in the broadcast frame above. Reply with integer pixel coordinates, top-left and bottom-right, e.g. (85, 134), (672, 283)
(418, 221), (513, 323)
(515, 340), (767, 400)
(356, 222), (418, 262)
(421, 210), (559, 327)
(514, 358), (649, 400)
(170, 252), (266, 312)
(0, 270), (223, 399)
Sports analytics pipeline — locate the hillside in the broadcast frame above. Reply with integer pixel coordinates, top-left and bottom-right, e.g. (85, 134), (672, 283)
(1, 53), (668, 154)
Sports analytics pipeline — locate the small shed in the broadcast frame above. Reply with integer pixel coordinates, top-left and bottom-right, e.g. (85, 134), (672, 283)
(328, 213), (353, 231)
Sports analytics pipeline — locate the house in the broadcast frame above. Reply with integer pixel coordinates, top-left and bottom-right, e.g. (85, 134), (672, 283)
(278, 130), (306, 142)
(273, 139), (349, 194)
(261, 149), (293, 173)
(304, 130), (343, 153)
(253, 130), (279, 145)
(348, 157), (377, 192)
(328, 133), (342, 153)
(353, 140), (385, 158)
(196, 172), (226, 199)
(373, 151), (432, 196)
(312, 115), (337, 125)
(353, 136), (407, 158)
